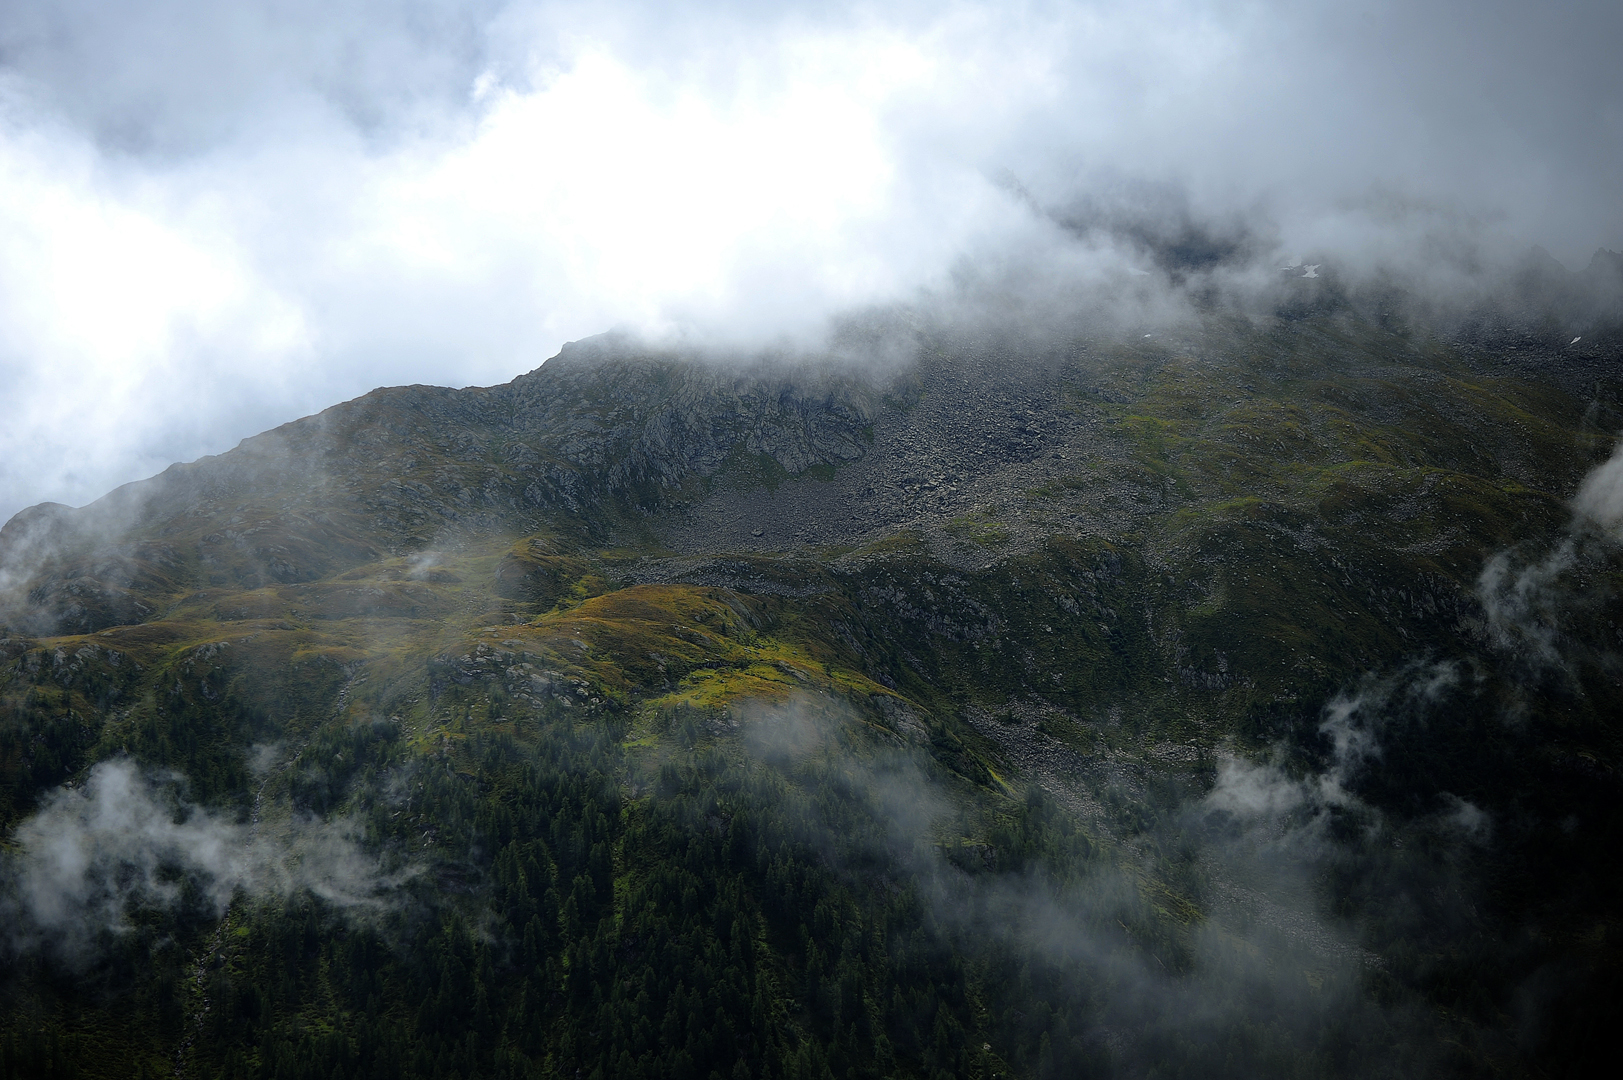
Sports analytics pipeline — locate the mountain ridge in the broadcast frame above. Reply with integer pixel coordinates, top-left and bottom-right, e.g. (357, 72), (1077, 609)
(2, 289), (1622, 1078)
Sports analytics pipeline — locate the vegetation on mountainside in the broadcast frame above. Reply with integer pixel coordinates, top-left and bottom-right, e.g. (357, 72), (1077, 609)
(1, 310), (1621, 1077)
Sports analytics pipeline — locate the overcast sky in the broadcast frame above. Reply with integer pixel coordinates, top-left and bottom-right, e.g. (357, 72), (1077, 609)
(1, 0), (1619, 522)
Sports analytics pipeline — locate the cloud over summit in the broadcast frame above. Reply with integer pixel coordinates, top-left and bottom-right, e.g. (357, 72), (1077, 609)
(1, 0), (1620, 522)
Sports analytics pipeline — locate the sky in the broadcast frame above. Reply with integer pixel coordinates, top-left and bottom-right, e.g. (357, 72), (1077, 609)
(1, 0), (1620, 523)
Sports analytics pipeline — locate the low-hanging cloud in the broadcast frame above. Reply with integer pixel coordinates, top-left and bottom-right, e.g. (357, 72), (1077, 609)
(1574, 441), (1623, 534)
(1479, 438), (1623, 669)
(736, 693), (1448, 1072)
(1, 0), (1620, 523)
(1, 758), (408, 957)
(1478, 541), (1579, 667)
(1206, 661), (1471, 832)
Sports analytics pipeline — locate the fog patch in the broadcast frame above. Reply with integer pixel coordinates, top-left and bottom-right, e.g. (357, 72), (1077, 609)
(1438, 793), (1492, 843)
(246, 742), (283, 780)
(1204, 754), (1306, 819)
(1478, 439), (1623, 671)
(1573, 442), (1623, 535)
(0, 476), (172, 634)
(1, 759), (411, 957)
(735, 693), (1420, 1072)
(1478, 541), (1577, 666)
(738, 696), (827, 763)
(405, 549), (445, 580)
(1209, 663), (1459, 830)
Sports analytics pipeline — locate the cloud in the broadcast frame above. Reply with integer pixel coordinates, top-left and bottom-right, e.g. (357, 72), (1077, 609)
(1207, 660), (1461, 827)
(0, 0), (502, 154)
(1574, 442), (1623, 534)
(0, 106), (312, 527)
(1204, 754), (1307, 819)
(733, 693), (1414, 1072)
(1478, 439), (1623, 669)
(1, 759), (406, 957)
(0, 1), (1620, 522)
(1478, 541), (1578, 666)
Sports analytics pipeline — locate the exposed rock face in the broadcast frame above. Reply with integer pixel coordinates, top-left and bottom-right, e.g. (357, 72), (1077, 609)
(503, 336), (877, 496)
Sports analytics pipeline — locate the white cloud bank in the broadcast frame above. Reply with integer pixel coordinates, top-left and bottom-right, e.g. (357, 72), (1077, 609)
(0, 0), (1619, 522)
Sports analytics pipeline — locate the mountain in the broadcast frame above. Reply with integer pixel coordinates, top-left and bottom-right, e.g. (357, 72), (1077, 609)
(2, 281), (1621, 1079)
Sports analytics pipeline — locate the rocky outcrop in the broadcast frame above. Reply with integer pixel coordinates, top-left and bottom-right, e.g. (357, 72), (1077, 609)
(499, 337), (878, 499)
(0, 334), (883, 634)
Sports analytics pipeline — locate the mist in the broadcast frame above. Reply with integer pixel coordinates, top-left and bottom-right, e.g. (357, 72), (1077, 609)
(1, 0), (1620, 523)
(733, 692), (1473, 1075)
(0, 758), (408, 959)
(1477, 436), (1623, 673)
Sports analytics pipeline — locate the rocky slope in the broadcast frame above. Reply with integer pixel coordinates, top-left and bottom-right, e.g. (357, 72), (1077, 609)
(1, 277), (1621, 1078)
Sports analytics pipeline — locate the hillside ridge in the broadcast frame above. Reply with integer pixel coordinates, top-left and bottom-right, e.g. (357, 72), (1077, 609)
(2, 297), (1621, 1078)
